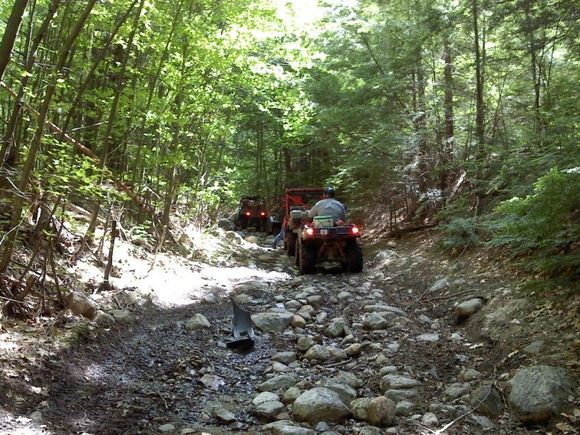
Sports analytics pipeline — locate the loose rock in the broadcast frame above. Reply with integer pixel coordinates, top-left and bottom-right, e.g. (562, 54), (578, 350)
(293, 387), (351, 423)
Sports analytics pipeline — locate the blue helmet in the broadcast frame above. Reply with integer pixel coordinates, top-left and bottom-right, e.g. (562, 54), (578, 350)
(324, 187), (335, 198)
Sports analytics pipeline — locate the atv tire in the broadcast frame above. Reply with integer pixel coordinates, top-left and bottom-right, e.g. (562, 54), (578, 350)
(345, 241), (363, 273)
(298, 242), (316, 275)
(286, 234), (296, 256)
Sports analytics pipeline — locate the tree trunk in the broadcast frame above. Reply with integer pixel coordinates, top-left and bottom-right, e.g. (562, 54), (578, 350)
(472, 0), (485, 157)
(441, 35), (455, 194)
(100, 0), (145, 170)
(0, 0), (30, 80)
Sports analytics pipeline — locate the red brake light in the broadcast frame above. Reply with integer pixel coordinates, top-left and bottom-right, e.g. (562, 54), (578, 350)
(351, 226), (359, 235)
(245, 211), (251, 216)
(305, 227), (314, 236)
(260, 212), (266, 216)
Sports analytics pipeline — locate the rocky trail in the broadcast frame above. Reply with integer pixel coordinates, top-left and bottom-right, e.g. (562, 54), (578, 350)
(0, 229), (578, 435)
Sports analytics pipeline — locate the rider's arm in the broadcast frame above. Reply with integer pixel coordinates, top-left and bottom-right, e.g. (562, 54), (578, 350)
(308, 204), (318, 218)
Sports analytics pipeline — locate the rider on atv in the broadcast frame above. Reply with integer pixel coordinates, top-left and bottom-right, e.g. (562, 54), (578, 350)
(308, 187), (346, 224)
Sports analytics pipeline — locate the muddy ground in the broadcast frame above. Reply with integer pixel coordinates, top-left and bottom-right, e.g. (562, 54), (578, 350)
(0, 229), (578, 434)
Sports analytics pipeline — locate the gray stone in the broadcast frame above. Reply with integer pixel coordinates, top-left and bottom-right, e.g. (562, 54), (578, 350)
(110, 309), (131, 323)
(444, 382), (472, 400)
(293, 387), (351, 423)
(421, 412), (438, 427)
(306, 295), (323, 305)
(469, 414), (497, 431)
(304, 345), (331, 362)
(252, 310), (294, 333)
(213, 406), (237, 422)
(522, 340), (544, 355)
(359, 427), (383, 435)
(262, 420), (316, 435)
(363, 312), (389, 330)
(429, 277), (449, 292)
(337, 291), (352, 301)
(384, 389), (419, 402)
(325, 318), (348, 338)
(67, 291), (97, 320)
(315, 311), (327, 323)
(459, 368), (481, 381)
(253, 400), (285, 421)
(455, 298), (484, 320)
(379, 366), (398, 375)
(416, 333), (440, 342)
(471, 384), (504, 418)
(94, 310), (116, 328)
(296, 336), (315, 352)
(351, 397), (371, 421)
(273, 351), (297, 365)
(272, 361), (290, 372)
(285, 300), (302, 310)
(283, 387), (302, 404)
(319, 379), (357, 406)
(380, 374), (422, 391)
(509, 365), (574, 423)
(345, 343), (362, 356)
(185, 313), (210, 331)
(395, 400), (414, 416)
(259, 374), (297, 392)
(367, 396), (396, 427)
(292, 315), (307, 328)
(327, 346), (348, 361)
(363, 304), (406, 317)
(334, 371), (363, 388)
(158, 423), (176, 432)
(314, 422), (331, 432)
(225, 231), (243, 243)
(253, 392), (279, 405)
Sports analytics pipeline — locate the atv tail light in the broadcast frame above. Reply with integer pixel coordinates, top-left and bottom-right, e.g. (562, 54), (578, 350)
(245, 211), (251, 216)
(351, 226), (359, 235)
(260, 212), (266, 216)
(305, 227), (314, 236)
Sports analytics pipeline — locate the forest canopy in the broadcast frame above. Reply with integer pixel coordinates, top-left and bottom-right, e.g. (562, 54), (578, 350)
(0, 0), (578, 278)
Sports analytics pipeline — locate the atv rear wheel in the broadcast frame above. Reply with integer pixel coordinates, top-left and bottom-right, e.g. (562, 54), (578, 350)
(298, 241), (316, 275)
(286, 234), (296, 256)
(345, 241), (363, 273)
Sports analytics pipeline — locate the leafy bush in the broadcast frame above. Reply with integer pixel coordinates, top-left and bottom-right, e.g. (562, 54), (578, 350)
(438, 217), (479, 253)
(486, 168), (579, 276)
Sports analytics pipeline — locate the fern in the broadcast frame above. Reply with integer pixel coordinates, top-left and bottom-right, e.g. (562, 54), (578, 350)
(486, 168), (580, 276)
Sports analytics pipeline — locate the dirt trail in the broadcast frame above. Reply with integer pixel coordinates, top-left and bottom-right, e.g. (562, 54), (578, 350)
(0, 230), (577, 434)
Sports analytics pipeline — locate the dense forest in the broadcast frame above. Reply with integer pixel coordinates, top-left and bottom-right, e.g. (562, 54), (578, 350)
(0, 0), (578, 281)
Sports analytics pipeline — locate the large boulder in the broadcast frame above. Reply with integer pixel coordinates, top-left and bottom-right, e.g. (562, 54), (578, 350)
(509, 365), (574, 423)
(292, 387), (350, 423)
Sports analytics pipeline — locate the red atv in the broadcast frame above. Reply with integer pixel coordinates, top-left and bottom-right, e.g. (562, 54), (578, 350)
(282, 188), (363, 274)
(236, 196), (269, 232)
